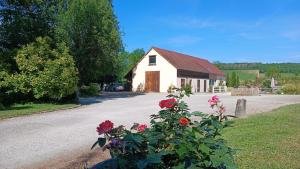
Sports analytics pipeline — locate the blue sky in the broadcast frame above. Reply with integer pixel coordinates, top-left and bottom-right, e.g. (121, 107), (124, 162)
(113, 0), (300, 63)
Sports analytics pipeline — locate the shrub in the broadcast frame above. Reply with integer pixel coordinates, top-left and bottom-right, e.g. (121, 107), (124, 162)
(182, 84), (192, 94)
(12, 37), (78, 100)
(92, 88), (236, 169)
(262, 79), (271, 88)
(80, 83), (100, 97)
(282, 84), (298, 94)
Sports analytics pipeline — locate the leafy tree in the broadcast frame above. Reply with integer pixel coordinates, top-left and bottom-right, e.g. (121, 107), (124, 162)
(116, 48), (145, 80)
(0, 0), (59, 72)
(11, 37), (78, 100)
(266, 67), (280, 79)
(225, 73), (231, 87)
(55, 0), (123, 84)
(128, 48), (145, 68)
(231, 72), (237, 87)
(236, 74), (240, 87)
(226, 72), (240, 88)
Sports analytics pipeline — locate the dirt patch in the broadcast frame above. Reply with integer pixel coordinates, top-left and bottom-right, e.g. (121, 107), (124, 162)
(26, 148), (110, 169)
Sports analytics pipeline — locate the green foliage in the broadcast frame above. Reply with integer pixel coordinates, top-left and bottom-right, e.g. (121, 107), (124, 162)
(215, 63), (300, 74)
(225, 73), (231, 87)
(223, 70), (258, 81)
(0, 0), (58, 72)
(266, 67), (280, 78)
(79, 83), (100, 97)
(116, 49), (145, 80)
(226, 72), (240, 88)
(262, 79), (271, 88)
(55, 0), (123, 84)
(92, 89), (236, 169)
(12, 37), (78, 100)
(182, 84), (192, 95)
(0, 103), (77, 119)
(282, 84), (299, 94)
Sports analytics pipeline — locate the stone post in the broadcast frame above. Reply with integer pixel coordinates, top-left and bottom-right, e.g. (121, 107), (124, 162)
(235, 99), (247, 117)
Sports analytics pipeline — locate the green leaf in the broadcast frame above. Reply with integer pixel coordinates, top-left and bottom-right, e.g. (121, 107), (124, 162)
(191, 111), (204, 117)
(199, 143), (210, 155)
(178, 101), (188, 110)
(173, 163), (185, 169)
(177, 145), (187, 159)
(136, 160), (148, 169)
(98, 137), (106, 147)
(146, 153), (163, 164)
(118, 158), (127, 169)
(91, 140), (98, 150)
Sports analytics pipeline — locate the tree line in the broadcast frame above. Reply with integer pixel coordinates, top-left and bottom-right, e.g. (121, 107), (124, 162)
(214, 62), (300, 74)
(0, 0), (144, 107)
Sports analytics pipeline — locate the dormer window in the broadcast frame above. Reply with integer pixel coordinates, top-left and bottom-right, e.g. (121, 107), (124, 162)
(149, 55), (156, 65)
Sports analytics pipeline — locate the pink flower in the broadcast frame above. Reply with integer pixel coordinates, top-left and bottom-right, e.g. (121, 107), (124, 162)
(97, 120), (114, 135)
(211, 95), (219, 102)
(208, 99), (217, 106)
(208, 95), (219, 106)
(137, 124), (147, 132)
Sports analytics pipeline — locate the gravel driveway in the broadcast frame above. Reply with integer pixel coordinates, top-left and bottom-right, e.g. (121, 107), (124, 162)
(1, 93), (300, 169)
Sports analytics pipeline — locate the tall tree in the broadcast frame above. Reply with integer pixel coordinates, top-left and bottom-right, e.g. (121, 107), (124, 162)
(0, 0), (58, 71)
(56, 0), (123, 84)
(115, 48), (145, 80)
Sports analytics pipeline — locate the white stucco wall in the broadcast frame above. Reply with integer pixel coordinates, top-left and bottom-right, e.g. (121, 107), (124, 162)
(132, 49), (177, 92)
(177, 77), (210, 93)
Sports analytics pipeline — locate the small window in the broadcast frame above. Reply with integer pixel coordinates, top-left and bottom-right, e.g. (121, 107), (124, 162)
(209, 80), (215, 86)
(181, 79), (186, 88)
(149, 55), (156, 65)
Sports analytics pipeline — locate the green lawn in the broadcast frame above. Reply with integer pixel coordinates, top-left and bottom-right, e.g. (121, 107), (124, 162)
(223, 70), (258, 80)
(0, 103), (78, 119)
(223, 104), (300, 169)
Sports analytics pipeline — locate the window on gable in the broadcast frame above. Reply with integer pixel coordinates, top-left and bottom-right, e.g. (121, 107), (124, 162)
(149, 55), (156, 65)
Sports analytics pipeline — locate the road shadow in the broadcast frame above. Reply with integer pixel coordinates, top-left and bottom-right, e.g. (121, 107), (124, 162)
(79, 92), (145, 105)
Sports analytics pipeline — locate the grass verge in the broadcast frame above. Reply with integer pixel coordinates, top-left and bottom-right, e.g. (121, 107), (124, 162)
(223, 104), (300, 169)
(0, 103), (78, 119)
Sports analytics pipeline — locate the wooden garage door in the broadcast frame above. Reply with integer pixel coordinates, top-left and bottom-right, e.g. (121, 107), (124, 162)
(145, 71), (160, 92)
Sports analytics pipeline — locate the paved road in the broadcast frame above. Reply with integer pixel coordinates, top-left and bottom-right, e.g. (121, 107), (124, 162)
(1, 93), (300, 169)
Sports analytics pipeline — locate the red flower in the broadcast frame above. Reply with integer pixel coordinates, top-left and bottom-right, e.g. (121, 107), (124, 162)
(179, 117), (189, 126)
(137, 124), (147, 132)
(159, 98), (177, 109)
(97, 120), (114, 135)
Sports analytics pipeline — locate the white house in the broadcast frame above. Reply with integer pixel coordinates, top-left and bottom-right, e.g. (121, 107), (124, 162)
(126, 47), (225, 93)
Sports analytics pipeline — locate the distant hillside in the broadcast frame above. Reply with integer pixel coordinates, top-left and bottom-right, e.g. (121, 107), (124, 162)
(214, 63), (300, 74)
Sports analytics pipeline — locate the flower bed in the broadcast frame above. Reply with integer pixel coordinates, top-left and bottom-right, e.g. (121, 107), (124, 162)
(91, 88), (236, 169)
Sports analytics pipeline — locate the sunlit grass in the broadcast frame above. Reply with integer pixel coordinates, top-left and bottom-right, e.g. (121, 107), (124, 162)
(0, 103), (78, 119)
(223, 104), (300, 169)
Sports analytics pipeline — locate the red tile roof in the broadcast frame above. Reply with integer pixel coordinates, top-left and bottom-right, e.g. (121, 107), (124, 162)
(153, 47), (224, 77)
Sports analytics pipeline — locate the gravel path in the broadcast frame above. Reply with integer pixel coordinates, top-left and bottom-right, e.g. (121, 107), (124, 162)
(0, 93), (300, 169)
